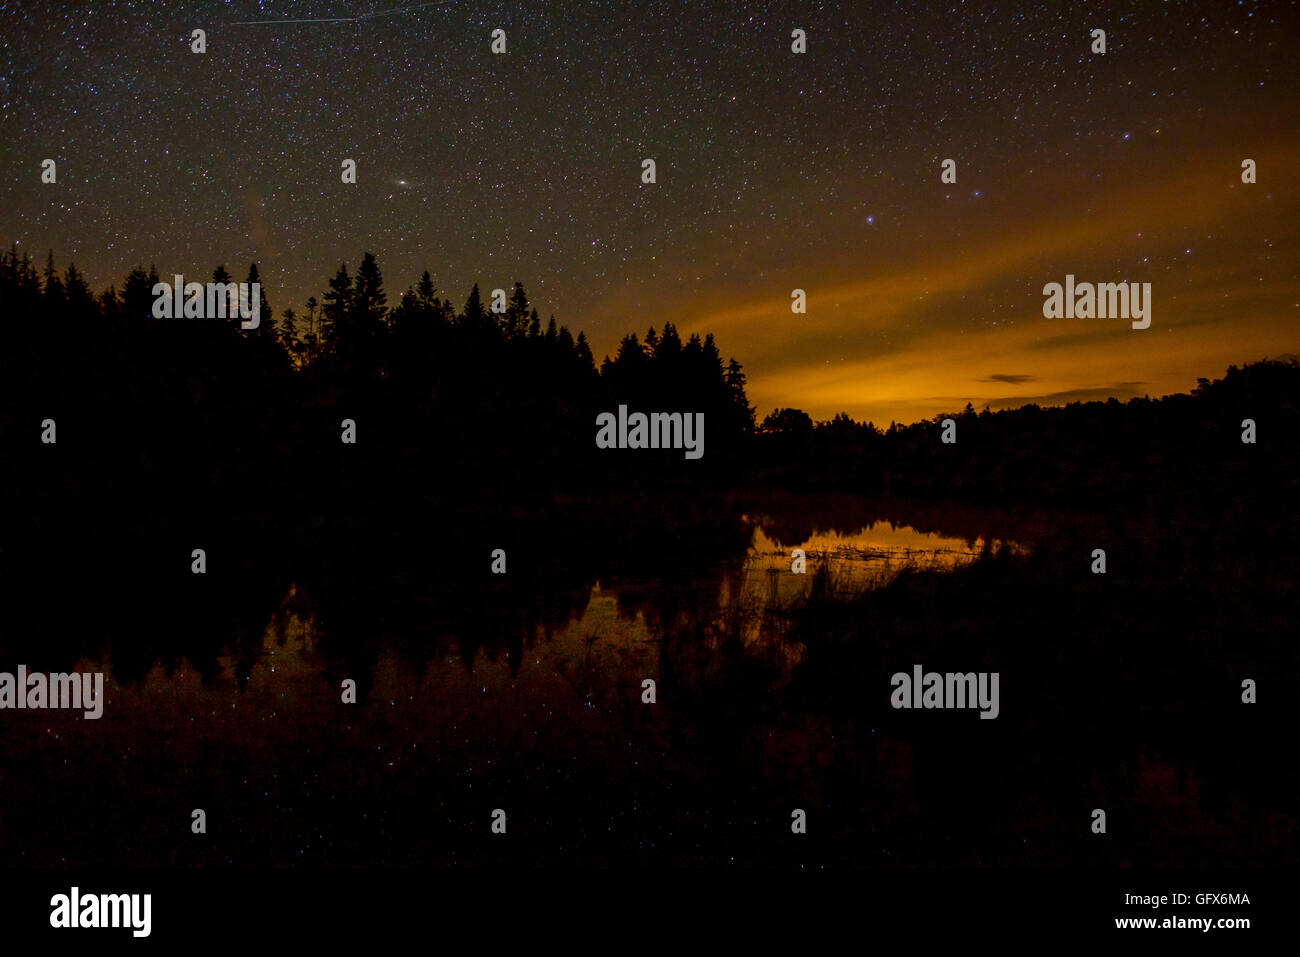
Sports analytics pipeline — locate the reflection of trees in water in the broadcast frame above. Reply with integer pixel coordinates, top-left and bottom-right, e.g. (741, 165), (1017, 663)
(1, 486), (1055, 694)
(0, 486), (752, 699)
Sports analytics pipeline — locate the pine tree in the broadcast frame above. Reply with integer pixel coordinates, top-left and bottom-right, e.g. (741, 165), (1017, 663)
(505, 282), (529, 339)
(574, 331), (595, 371)
(321, 263), (352, 354)
(121, 266), (155, 323)
(725, 357), (756, 431)
(615, 332), (642, 364)
(64, 263), (93, 316)
(279, 307), (298, 362)
(656, 322), (683, 362)
(461, 283), (487, 332)
(212, 264), (237, 323)
(303, 296), (320, 364)
(42, 250), (65, 308)
(702, 333), (723, 379)
(354, 252), (387, 326)
(98, 285), (120, 321)
(416, 271), (435, 308)
(245, 262), (275, 338)
(347, 252), (388, 374)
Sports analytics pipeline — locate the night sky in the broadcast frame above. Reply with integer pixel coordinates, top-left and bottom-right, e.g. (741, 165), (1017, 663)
(2, 0), (1295, 423)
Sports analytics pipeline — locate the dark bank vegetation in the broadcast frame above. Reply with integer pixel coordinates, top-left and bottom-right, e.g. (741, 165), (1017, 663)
(744, 520), (1298, 866)
(753, 359), (1300, 512)
(3, 246), (1296, 516)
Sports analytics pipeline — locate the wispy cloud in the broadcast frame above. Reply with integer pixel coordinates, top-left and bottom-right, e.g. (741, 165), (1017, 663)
(981, 374), (1036, 384)
(673, 138), (1298, 424)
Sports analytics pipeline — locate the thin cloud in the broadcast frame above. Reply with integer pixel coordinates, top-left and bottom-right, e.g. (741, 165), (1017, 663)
(984, 384), (1149, 409)
(981, 374), (1037, 384)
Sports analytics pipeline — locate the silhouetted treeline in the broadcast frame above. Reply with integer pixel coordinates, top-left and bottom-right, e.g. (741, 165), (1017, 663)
(2, 245), (1294, 519)
(0, 247), (755, 522)
(753, 360), (1300, 511)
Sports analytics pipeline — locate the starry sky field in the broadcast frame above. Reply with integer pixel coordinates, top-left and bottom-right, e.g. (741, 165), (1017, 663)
(2, 0), (1296, 423)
